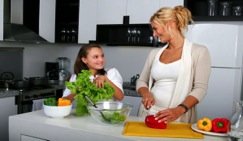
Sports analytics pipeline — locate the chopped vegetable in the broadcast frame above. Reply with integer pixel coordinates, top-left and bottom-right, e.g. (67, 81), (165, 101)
(44, 97), (57, 106)
(58, 98), (71, 106)
(212, 118), (230, 133)
(102, 112), (126, 124)
(65, 70), (115, 116)
(197, 117), (212, 132)
(145, 115), (167, 129)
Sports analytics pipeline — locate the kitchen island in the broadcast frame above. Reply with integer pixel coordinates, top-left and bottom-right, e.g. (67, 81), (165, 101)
(9, 110), (230, 141)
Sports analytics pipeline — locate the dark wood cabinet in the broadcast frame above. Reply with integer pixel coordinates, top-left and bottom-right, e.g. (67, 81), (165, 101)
(184, 0), (243, 21)
(23, 0), (40, 34)
(90, 24), (166, 47)
(55, 0), (79, 43)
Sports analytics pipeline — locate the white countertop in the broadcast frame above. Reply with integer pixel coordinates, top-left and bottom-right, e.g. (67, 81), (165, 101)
(9, 109), (230, 141)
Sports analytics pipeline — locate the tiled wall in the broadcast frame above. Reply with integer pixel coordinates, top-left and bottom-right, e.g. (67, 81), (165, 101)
(0, 47), (23, 80)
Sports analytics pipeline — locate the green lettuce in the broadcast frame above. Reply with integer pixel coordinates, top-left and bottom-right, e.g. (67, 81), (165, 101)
(65, 70), (115, 116)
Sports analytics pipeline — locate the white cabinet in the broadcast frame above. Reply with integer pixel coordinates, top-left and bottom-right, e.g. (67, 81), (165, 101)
(78, 0), (97, 43)
(39, 0), (56, 43)
(11, 0), (23, 24)
(127, 0), (160, 24)
(159, 0), (184, 7)
(0, 97), (17, 141)
(78, 0), (185, 43)
(96, 0), (127, 24)
(0, 0), (3, 40)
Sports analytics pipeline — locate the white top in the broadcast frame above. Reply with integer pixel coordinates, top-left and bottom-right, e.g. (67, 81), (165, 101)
(149, 55), (181, 115)
(62, 67), (123, 98)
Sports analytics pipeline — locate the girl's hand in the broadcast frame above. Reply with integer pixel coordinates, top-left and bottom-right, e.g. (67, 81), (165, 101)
(142, 93), (155, 110)
(93, 75), (106, 88)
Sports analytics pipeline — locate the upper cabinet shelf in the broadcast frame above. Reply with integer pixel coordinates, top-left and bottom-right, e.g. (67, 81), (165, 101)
(55, 0), (79, 43)
(90, 24), (166, 47)
(184, 0), (243, 21)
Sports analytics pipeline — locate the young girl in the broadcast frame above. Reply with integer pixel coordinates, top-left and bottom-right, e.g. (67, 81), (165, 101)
(63, 44), (124, 104)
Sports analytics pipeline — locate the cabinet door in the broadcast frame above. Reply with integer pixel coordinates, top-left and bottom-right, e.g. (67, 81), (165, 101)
(159, 0), (184, 7)
(0, 0), (3, 40)
(11, 0), (23, 24)
(96, 0), (127, 24)
(127, 0), (160, 24)
(78, 0), (97, 43)
(0, 97), (17, 141)
(197, 68), (241, 120)
(39, 0), (56, 43)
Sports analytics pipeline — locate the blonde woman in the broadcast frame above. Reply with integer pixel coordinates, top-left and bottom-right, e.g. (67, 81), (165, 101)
(136, 6), (211, 124)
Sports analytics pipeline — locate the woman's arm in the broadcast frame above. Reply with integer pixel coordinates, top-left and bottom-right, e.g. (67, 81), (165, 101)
(136, 49), (159, 109)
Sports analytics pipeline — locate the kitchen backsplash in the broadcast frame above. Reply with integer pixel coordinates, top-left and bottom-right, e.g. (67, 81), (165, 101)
(0, 41), (153, 82)
(0, 47), (23, 80)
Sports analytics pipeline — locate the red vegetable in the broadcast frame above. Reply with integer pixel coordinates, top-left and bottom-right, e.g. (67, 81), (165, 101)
(212, 118), (230, 133)
(145, 115), (167, 129)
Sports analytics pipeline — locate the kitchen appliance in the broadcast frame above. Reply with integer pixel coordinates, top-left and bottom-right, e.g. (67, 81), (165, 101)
(0, 71), (14, 90)
(57, 57), (71, 81)
(45, 62), (59, 80)
(185, 23), (243, 120)
(0, 71), (56, 114)
(15, 85), (56, 114)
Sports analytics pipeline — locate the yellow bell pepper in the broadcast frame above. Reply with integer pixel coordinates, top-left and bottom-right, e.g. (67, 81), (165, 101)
(58, 98), (71, 106)
(197, 117), (212, 132)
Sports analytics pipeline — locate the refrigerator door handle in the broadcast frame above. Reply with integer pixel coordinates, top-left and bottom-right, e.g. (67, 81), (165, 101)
(211, 66), (241, 69)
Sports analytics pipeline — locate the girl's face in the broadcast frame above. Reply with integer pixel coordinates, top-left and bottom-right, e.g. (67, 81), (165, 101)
(82, 47), (105, 74)
(151, 21), (171, 43)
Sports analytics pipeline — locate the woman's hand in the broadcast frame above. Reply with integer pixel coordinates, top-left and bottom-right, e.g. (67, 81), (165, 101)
(142, 92), (155, 110)
(154, 107), (184, 123)
(93, 75), (107, 88)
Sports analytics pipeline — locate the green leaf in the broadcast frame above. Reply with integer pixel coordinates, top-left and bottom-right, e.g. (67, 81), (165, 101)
(65, 70), (115, 116)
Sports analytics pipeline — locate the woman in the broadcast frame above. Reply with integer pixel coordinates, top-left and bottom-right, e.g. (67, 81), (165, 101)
(136, 6), (211, 124)
(63, 44), (124, 104)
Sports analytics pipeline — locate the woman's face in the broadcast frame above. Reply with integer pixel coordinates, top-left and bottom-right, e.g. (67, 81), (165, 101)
(151, 21), (171, 43)
(82, 47), (105, 73)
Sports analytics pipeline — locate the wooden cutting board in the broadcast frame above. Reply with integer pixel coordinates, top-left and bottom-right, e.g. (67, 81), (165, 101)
(123, 121), (203, 139)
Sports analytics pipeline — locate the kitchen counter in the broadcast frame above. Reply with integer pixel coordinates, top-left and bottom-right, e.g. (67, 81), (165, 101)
(9, 110), (229, 141)
(0, 89), (19, 98)
(48, 80), (66, 90)
(123, 82), (141, 97)
(124, 89), (141, 97)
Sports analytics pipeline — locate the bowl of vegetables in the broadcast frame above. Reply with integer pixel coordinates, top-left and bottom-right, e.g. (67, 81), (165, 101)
(43, 97), (72, 118)
(87, 101), (133, 125)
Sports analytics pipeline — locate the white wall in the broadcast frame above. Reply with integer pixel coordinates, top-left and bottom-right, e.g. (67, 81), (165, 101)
(0, 41), (153, 82)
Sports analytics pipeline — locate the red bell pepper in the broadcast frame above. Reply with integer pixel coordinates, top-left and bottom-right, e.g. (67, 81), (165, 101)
(145, 115), (167, 129)
(212, 118), (230, 133)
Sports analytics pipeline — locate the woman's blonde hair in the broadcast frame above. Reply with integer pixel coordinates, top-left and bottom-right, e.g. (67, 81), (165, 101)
(150, 6), (194, 36)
